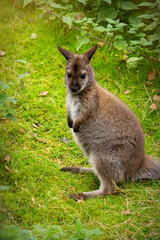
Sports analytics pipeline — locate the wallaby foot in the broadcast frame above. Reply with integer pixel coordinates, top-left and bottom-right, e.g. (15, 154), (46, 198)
(61, 167), (94, 174)
(68, 188), (119, 201)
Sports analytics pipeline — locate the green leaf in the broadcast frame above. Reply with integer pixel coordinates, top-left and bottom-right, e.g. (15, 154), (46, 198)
(121, 1), (138, 10)
(75, 219), (82, 232)
(47, 1), (66, 9)
(62, 16), (73, 28)
(106, 32), (113, 37)
(77, 0), (86, 4)
(49, 15), (56, 20)
(20, 79), (25, 90)
(137, 14), (157, 19)
(140, 38), (153, 46)
(97, 8), (118, 22)
(130, 40), (140, 46)
(81, 30), (88, 36)
(6, 113), (17, 122)
(114, 35), (123, 40)
(138, 2), (156, 8)
(154, 48), (160, 53)
(127, 57), (143, 69)
(0, 185), (10, 191)
(18, 73), (29, 81)
(0, 94), (18, 104)
(105, 8), (118, 19)
(103, 0), (111, 4)
(20, 229), (37, 240)
(77, 36), (89, 51)
(0, 93), (11, 101)
(157, 0), (160, 8)
(114, 39), (128, 50)
(93, 26), (107, 32)
(37, 12), (45, 21)
(137, 33), (146, 37)
(16, 59), (28, 64)
(115, 22), (127, 28)
(8, 107), (15, 114)
(149, 33), (160, 42)
(23, 0), (32, 8)
(0, 225), (22, 240)
(136, 22), (146, 28)
(128, 28), (137, 34)
(82, 228), (104, 237)
(145, 19), (159, 30)
(0, 81), (10, 89)
(51, 225), (66, 237)
(129, 15), (142, 25)
(105, 18), (119, 24)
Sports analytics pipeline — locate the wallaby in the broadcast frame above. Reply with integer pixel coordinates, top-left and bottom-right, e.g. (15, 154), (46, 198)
(58, 45), (160, 200)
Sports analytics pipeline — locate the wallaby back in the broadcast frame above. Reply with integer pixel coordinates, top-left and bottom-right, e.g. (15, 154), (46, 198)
(58, 45), (160, 200)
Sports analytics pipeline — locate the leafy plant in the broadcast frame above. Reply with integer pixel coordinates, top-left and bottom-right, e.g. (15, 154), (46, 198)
(23, 0), (160, 66)
(69, 218), (104, 240)
(0, 225), (37, 240)
(0, 58), (29, 122)
(33, 224), (66, 240)
(32, 219), (104, 240)
(0, 219), (103, 240)
(0, 81), (18, 122)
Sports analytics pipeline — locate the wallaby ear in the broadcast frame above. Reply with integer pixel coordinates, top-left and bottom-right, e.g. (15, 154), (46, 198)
(83, 45), (98, 61)
(57, 46), (73, 60)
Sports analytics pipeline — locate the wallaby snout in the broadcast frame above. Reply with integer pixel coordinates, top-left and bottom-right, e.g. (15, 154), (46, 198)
(70, 84), (79, 93)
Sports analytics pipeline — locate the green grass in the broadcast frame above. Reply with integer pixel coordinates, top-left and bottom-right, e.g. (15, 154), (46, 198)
(0, 1), (160, 239)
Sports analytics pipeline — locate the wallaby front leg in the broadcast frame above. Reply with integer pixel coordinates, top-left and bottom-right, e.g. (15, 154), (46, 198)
(73, 115), (86, 132)
(67, 108), (73, 128)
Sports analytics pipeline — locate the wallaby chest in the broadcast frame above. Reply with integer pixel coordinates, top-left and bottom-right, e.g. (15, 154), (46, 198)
(67, 94), (81, 122)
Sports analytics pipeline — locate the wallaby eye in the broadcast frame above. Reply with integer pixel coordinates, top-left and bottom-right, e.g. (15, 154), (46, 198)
(81, 74), (86, 79)
(68, 73), (71, 78)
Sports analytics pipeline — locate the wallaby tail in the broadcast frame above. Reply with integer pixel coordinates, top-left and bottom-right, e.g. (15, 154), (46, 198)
(133, 154), (160, 181)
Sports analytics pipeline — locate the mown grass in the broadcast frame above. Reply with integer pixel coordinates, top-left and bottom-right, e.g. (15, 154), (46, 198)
(0, 1), (160, 239)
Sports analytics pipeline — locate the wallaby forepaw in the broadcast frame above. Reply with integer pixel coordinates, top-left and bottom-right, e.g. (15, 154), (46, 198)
(73, 126), (79, 132)
(68, 193), (88, 201)
(68, 120), (73, 128)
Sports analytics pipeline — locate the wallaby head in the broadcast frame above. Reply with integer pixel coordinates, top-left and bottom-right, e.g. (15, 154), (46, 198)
(58, 45), (97, 94)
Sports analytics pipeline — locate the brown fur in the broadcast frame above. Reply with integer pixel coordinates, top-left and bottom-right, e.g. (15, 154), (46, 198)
(58, 45), (160, 200)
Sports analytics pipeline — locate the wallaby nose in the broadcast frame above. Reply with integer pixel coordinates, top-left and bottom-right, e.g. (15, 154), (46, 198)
(71, 86), (79, 93)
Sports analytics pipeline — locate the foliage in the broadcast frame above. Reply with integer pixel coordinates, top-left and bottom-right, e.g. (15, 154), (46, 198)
(0, 220), (104, 240)
(0, 58), (30, 122)
(69, 218), (104, 240)
(0, 224), (36, 240)
(23, 0), (160, 66)
(0, 81), (18, 122)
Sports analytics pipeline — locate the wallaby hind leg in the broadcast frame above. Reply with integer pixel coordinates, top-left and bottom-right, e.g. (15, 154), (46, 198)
(61, 167), (94, 174)
(68, 176), (117, 200)
(66, 157), (118, 200)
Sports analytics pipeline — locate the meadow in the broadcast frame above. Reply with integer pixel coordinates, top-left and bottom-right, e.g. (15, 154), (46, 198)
(0, 1), (160, 239)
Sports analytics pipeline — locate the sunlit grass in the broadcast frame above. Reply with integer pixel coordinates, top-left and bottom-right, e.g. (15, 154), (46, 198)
(0, 1), (160, 239)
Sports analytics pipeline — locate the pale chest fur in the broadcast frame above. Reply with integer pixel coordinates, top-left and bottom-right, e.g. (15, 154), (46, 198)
(66, 93), (81, 122)
(66, 93), (86, 153)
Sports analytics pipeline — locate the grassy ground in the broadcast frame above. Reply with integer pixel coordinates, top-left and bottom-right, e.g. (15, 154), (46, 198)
(0, 1), (160, 239)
